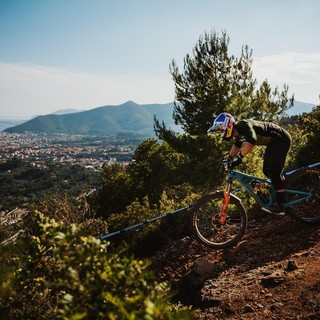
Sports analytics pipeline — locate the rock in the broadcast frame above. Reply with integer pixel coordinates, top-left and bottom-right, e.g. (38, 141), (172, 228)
(173, 258), (220, 305)
(286, 259), (299, 271)
(243, 304), (255, 313)
(260, 271), (285, 287)
(193, 258), (217, 281)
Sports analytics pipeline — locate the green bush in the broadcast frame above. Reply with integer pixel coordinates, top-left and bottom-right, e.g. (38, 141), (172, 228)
(292, 106), (320, 167)
(0, 211), (194, 320)
(106, 189), (199, 256)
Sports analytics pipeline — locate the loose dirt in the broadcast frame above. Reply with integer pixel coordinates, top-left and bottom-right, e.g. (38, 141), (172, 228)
(151, 214), (320, 319)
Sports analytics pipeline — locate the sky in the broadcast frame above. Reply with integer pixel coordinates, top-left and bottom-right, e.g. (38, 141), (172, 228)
(0, 0), (320, 119)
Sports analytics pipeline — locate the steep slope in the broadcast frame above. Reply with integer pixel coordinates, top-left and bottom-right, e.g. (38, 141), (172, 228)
(151, 214), (320, 319)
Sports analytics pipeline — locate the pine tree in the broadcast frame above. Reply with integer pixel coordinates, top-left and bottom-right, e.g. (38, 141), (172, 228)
(167, 30), (255, 135)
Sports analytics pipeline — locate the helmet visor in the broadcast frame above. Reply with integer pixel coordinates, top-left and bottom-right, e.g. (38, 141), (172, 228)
(207, 122), (224, 133)
(207, 113), (227, 133)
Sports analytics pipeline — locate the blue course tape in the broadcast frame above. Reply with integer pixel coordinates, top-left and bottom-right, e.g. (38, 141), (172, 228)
(99, 204), (194, 240)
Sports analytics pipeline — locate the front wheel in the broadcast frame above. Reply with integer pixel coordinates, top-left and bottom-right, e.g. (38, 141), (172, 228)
(192, 191), (247, 249)
(285, 168), (320, 223)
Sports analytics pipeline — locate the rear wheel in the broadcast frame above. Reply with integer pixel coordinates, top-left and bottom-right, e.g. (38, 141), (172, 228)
(192, 191), (247, 249)
(285, 168), (320, 223)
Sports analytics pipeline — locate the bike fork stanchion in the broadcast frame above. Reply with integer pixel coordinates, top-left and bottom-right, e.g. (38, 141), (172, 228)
(219, 183), (231, 224)
(99, 205), (194, 241)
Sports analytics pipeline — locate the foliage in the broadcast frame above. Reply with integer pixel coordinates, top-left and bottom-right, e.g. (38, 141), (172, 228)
(0, 211), (195, 320)
(129, 138), (216, 198)
(129, 139), (178, 203)
(97, 162), (133, 217)
(167, 30), (255, 135)
(292, 105), (320, 166)
(247, 80), (293, 121)
(29, 193), (108, 238)
(98, 138), (204, 219)
(106, 190), (198, 256)
(0, 159), (100, 211)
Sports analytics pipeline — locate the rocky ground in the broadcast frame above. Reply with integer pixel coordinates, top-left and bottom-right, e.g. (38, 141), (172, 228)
(151, 213), (320, 319)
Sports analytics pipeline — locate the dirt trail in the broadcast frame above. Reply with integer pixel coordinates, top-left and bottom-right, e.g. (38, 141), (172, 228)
(151, 214), (320, 319)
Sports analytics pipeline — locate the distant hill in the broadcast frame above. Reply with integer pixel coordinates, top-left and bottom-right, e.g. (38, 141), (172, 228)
(3, 101), (180, 136)
(29, 109), (82, 119)
(0, 119), (26, 132)
(286, 101), (316, 116)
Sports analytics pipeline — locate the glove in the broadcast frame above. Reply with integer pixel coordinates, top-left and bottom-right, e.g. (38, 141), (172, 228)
(231, 156), (242, 168)
(224, 155), (233, 169)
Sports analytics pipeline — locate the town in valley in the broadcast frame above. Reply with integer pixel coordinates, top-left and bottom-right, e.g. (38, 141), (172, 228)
(0, 132), (144, 169)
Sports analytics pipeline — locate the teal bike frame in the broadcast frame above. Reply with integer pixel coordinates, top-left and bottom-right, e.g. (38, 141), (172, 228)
(227, 166), (316, 210)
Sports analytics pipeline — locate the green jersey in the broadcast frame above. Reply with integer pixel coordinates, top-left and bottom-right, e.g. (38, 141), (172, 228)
(234, 119), (290, 148)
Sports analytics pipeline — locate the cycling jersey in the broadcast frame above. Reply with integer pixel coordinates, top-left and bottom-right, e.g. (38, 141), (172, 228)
(234, 119), (290, 148)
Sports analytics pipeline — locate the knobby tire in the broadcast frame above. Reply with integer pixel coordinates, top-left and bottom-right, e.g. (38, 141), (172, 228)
(192, 191), (247, 249)
(285, 168), (320, 223)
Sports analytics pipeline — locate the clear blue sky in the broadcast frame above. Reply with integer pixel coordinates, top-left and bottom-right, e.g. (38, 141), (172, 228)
(1, 0), (319, 118)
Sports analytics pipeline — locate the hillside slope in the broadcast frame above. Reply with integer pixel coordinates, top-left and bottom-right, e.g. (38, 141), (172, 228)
(3, 101), (180, 136)
(151, 214), (320, 319)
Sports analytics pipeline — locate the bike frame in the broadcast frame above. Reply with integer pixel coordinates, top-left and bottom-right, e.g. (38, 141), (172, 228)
(227, 170), (274, 207)
(225, 165), (317, 210)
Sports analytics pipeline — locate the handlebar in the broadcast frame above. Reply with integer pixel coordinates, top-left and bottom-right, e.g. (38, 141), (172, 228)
(222, 159), (233, 170)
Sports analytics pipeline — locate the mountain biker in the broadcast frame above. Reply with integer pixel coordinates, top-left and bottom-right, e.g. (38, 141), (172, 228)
(207, 112), (292, 214)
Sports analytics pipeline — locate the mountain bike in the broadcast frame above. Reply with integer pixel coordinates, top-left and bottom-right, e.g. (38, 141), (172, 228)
(192, 161), (320, 249)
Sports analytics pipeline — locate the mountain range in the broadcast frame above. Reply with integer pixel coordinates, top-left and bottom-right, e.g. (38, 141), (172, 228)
(2, 100), (316, 136)
(3, 101), (180, 136)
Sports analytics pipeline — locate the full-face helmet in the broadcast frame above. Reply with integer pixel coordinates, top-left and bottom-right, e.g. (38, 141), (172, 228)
(207, 112), (235, 141)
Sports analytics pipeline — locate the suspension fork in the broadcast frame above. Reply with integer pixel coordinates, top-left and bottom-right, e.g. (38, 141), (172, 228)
(219, 182), (231, 224)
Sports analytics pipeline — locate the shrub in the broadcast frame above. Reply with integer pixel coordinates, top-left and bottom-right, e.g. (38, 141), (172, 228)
(0, 211), (195, 320)
(106, 190), (198, 256)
